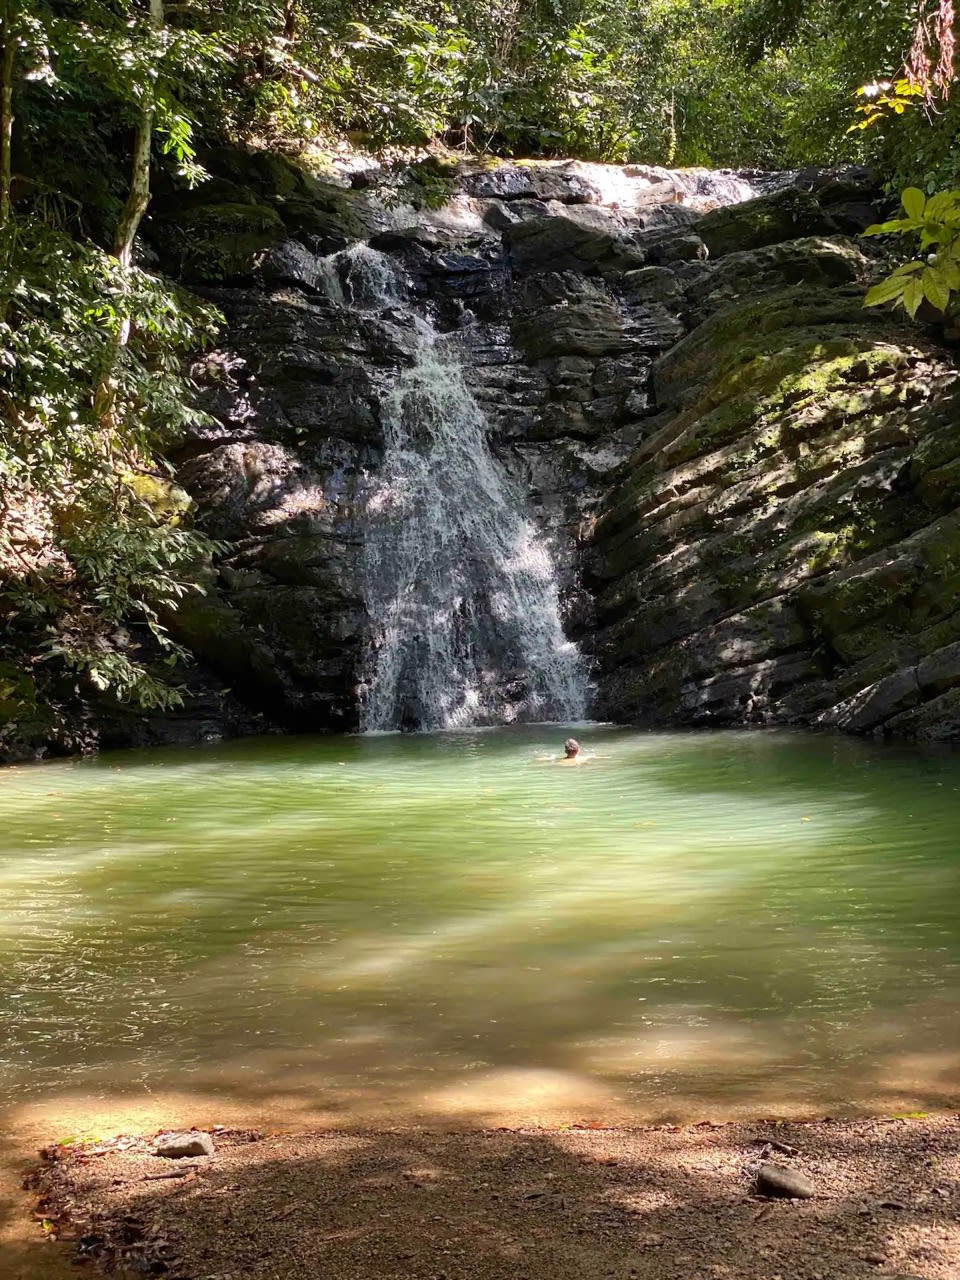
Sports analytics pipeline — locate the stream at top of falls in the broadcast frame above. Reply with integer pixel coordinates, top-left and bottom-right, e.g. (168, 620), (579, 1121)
(2, 725), (960, 1131)
(324, 244), (590, 733)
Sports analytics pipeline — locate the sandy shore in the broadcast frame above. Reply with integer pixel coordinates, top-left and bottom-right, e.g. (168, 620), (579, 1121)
(18, 1114), (960, 1280)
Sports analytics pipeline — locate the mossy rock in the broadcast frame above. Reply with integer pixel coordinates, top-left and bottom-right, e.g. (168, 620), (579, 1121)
(273, 191), (364, 250)
(151, 176), (264, 214)
(654, 285), (898, 407)
(198, 146), (325, 201)
(696, 188), (835, 259)
(149, 143), (370, 276)
(149, 201), (287, 283)
(121, 472), (194, 524)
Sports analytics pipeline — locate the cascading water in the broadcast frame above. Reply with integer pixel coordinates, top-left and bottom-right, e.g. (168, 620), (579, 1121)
(335, 246), (590, 732)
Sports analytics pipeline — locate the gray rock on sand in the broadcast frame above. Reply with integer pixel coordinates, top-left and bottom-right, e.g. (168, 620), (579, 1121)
(156, 1131), (215, 1158)
(755, 1162), (815, 1199)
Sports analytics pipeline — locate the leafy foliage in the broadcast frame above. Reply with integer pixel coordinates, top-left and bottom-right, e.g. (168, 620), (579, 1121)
(863, 187), (960, 316)
(0, 218), (221, 741)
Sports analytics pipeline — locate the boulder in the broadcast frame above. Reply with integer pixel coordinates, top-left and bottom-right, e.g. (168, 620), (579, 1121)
(146, 200), (286, 283)
(157, 1131), (215, 1159)
(683, 237), (869, 323)
(460, 162), (601, 204)
(755, 1162), (815, 1199)
(504, 216), (645, 276)
(695, 187), (836, 258)
(512, 298), (629, 361)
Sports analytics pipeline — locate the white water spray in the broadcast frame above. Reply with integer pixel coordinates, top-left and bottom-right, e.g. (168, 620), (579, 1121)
(339, 247), (589, 731)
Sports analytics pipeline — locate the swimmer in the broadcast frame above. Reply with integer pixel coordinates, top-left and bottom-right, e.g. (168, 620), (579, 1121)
(536, 736), (605, 765)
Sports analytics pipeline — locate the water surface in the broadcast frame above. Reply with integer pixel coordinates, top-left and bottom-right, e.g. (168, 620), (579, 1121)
(2, 726), (959, 1125)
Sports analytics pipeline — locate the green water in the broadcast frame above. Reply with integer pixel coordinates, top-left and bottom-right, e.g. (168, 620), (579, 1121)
(2, 725), (960, 1121)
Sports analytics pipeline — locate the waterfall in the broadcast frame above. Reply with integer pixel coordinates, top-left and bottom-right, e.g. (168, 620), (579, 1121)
(341, 247), (590, 732)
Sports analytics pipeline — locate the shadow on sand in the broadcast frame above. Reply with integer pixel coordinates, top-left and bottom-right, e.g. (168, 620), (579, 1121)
(24, 1114), (960, 1280)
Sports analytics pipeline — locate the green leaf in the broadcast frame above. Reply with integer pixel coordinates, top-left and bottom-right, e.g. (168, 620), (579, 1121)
(863, 276), (907, 306)
(863, 218), (919, 236)
(902, 188), (926, 220)
(922, 266), (951, 311)
(902, 275), (924, 317)
(924, 191), (960, 220)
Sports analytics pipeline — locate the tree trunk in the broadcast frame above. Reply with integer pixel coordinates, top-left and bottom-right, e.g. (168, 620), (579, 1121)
(96, 0), (163, 448)
(0, 1), (17, 232)
(112, 0), (163, 266)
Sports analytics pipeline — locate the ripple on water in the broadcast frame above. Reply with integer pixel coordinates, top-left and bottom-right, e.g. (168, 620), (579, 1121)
(1, 725), (960, 1120)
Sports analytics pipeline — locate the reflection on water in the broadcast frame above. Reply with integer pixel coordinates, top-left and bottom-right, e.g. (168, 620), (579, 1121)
(1, 725), (960, 1123)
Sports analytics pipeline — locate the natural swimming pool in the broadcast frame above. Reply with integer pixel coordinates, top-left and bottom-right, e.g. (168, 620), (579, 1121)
(2, 725), (959, 1125)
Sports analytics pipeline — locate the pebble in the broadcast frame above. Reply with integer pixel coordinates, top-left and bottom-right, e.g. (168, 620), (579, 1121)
(755, 1162), (815, 1199)
(156, 1131), (215, 1159)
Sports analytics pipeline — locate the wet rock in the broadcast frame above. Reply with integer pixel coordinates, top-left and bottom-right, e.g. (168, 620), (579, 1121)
(819, 668), (921, 732)
(157, 1132), (215, 1159)
(545, 201), (627, 233)
(370, 225), (451, 252)
(480, 200), (521, 231)
(259, 239), (326, 291)
(460, 162), (601, 205)
(504, 216), (644, 276)
(512, 298), (629, 361)
(755, 1163), (815, 1199)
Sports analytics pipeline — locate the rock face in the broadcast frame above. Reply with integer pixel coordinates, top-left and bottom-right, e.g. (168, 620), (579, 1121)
(134, 148), (960, 742)
(589, 245), (960, 740)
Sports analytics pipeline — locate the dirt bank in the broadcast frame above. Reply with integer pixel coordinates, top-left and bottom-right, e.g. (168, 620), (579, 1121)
(24, 1114), (960, 1280)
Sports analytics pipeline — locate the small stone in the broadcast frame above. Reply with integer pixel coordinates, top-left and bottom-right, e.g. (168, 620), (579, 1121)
(156, 1131), (215, 1159)
(863, 1253), (886, 1266)
(755, 1162), (815, 1199)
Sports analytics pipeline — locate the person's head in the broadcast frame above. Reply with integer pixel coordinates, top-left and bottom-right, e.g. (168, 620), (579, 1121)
(564, 738), (580, 758)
